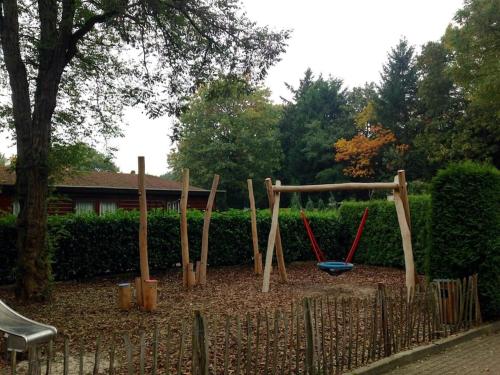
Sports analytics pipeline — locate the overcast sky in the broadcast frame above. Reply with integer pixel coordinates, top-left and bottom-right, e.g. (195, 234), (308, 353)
(0, 0), (463, 177)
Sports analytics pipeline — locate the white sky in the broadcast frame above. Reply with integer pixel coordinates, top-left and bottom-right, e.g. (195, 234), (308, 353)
(0, 0), (463, 176)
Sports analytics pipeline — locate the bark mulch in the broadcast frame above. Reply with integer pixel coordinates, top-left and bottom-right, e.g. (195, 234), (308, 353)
(0, 262), (407, 345)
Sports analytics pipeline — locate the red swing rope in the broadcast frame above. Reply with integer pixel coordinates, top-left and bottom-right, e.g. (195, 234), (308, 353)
(344, 207), (369, 263)
(300, 207), (369, 264)
(300, 210), (326, 262)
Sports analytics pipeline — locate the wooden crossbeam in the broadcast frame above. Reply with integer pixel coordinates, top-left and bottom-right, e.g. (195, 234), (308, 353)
(273, 182), (399, 193)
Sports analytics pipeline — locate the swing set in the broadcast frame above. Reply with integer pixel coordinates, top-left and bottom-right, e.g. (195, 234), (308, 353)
(300, 207), (369, 275)
(262, 170), (416, 296)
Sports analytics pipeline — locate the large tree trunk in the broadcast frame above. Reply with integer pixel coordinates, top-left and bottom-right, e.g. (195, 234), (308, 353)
(15, 70), (62, 300)
(1, 0), (103, 300)
(15, 137), (51, 300)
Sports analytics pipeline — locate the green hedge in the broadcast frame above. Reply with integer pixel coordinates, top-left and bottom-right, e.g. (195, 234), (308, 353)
(0, 197), (432, 283)
(338, 196), (431, 271)
(428, 162), (500, 319)
(0, 215), (17, 283)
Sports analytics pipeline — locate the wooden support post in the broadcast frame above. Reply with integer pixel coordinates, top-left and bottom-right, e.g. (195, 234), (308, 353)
(138, 156), (150, 307)
(180, 168), (190, 288)
(195, 260), (201, 285)
(247, 179), (263, 275)
(262, 180), (282, 292)
(118, 283), (132, 310)
(143, 280), (158, 312)
(397, 170), (411, 229)
(397, 170), (419, 286)
(187, 263), (196, 288)
(265, 178), (287, 283)
(135, 277), (142, 306)
(256, 252), (263, 275)
(199, 174), (220, 285)
(394, 174), (416, 298)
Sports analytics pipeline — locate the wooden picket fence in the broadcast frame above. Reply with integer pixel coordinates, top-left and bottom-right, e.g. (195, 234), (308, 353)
(3, 276), (481, 375)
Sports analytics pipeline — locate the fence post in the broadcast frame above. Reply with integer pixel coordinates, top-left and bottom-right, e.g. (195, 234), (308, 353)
(377, 283), (391, 357)
(303, 298), (316, 375)
(192, 311), (209, 375)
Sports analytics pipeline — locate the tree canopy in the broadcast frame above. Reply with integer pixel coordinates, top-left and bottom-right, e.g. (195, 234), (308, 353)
(168, 77), (283, 206)
(49, 142), (119, 181)
(0, 152), (7, 166)
(375, 38), (418, 146)
(278, 69), (355, 185)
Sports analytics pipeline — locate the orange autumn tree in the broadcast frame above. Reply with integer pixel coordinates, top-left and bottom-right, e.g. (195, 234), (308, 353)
(334, 125), (397, 178)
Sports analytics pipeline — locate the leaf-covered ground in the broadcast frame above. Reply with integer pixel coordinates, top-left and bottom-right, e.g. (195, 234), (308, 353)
(0, 262), (409, 340)
(0, 262), (413, 373)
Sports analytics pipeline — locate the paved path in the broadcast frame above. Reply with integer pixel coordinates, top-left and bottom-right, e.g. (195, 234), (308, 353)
(387, 331), (500, 374)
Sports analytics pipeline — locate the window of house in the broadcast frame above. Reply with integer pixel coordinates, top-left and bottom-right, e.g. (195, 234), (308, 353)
(75, 201), (95, 215)
(12, 201), (20, 216)
(166, 199), (181, 212)
(99, 201), (117, 216)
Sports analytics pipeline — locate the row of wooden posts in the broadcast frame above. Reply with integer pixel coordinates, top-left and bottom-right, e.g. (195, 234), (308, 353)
(130, 159), (223, 311)
(129, 155), (286, 311)
(8, 277), (481, 375)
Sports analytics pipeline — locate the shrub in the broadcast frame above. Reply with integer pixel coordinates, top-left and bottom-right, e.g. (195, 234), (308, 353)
(289, 193), (302, 209)
(0, 197), (431, 284)
(316, 198), (326, 210)
(428, 162), (500, 319)
(305, 197), (315, 211)
(0, 215), (16, 283)
(0, 209), (340, 283)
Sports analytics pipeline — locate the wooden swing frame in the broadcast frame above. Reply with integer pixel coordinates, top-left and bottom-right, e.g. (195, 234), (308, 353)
(262, 170), (416, 296)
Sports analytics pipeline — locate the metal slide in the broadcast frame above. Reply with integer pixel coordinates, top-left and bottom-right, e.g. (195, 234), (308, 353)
(0, 299), (57, 352)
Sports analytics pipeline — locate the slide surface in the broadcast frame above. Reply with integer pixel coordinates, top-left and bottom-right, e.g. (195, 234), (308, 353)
(0, 299), (57, 351)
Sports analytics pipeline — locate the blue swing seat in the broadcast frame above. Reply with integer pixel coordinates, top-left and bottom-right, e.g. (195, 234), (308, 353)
(317, 261), (354, 276)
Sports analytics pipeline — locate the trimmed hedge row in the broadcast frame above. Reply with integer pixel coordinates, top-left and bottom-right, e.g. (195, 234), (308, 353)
(0, 197), (431, 283)
(428, 162), (500, 319)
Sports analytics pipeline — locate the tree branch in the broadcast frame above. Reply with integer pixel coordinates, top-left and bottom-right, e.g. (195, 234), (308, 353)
(165, 2), (222, 52)
(65, 10), (119, 64)
(0, 0), (32, 127)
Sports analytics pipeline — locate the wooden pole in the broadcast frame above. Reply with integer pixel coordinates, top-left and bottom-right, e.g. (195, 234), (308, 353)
(397, 170), (411, 229)
(118, 283), (132, 310)
(273, 182), (399, 193)
(397, 170), (419, 287)
(247, 179), (263, 275)
(138, 156), (150, 306)
(143, 280), (158, 312)
(187, 262), (196, 288)
(180, 168), (190, 288)
(199, 174), (220, 285)
(393, 174), (416, 298)
(262, 180), (282, 293)
(135, 277), (143, 305)
(265, 178), (287, 283)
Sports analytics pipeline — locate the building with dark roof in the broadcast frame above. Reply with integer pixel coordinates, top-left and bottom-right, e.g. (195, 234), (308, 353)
(0, 167), (215, 215)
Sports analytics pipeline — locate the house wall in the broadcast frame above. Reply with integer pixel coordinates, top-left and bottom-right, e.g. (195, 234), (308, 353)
(0, 190), (210, 215)
(0, 195), (11, 214)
